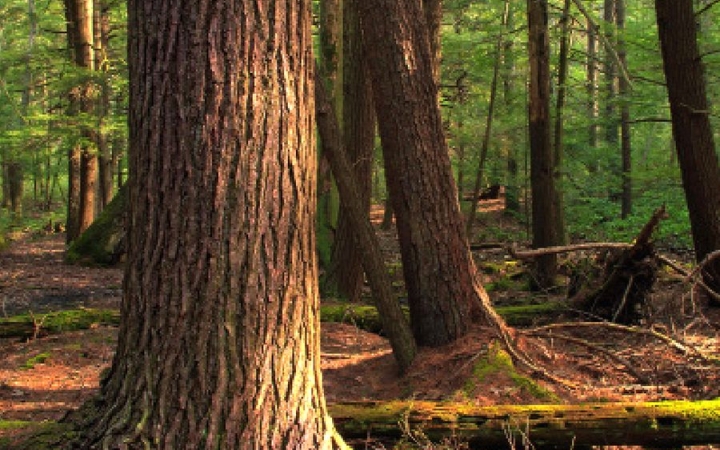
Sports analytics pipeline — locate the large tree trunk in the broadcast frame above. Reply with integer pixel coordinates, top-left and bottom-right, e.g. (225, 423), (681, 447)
(67, 0), (343, 447)
(357, 0), (508, 346)
(655, 0), (720, 295)
(527, 0), (558, 289)
(325, 0), (375, 302)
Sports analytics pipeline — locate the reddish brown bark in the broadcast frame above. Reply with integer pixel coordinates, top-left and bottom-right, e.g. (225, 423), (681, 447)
(357, 0), (504, 346)
(68, 0), (342, 447)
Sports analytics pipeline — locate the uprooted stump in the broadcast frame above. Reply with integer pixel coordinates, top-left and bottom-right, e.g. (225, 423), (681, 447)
(571, 206), (667, 323)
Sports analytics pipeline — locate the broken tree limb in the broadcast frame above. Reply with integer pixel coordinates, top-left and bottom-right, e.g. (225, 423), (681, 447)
(330, 399), (720, 448)
(315, 64), (417, 373)
(511, 242), (632, 259)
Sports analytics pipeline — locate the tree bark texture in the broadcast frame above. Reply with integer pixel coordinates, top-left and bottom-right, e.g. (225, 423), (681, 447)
(357, 0), (505, 346)
(527, 0), (558, 288)
(655, 0), (720, 294)
(71, 0), (340, 447)
(325, 0), (375, 302)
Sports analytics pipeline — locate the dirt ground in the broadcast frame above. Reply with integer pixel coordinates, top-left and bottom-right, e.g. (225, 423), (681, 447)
(1, 207), (720, 446)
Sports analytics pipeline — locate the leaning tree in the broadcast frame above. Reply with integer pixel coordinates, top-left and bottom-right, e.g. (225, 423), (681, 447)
(67, 0), (347, 447)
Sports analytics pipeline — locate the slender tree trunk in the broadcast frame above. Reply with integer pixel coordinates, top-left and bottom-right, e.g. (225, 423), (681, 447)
(552, 0), (571, 244)
(503, 4), (520, 213)
(527, 0), (557, 288)
(617, 0), (632, 218)
(466, 0), (510, 235)
(316, 67), (416, 372)
(326, 0), (375, 301)
(586, 1), (599, 171)
(357, 0), (509, 346)
(655, 0), (720, 295)
(95, 0), (113, 209)
(68, 0), (345, 447)
(64, 0), (97, 241)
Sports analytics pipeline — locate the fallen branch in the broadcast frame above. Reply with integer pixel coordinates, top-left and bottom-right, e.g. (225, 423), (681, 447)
(511, 242), (631, 259)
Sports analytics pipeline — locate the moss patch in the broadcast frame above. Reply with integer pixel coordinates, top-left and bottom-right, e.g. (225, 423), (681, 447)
(464, 342), (558, 402)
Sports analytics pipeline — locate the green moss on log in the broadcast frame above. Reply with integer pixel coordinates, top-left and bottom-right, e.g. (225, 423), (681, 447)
(329, 399), (720, 448)
(0, 309), (120, 339)
(66, 185), (127, 266)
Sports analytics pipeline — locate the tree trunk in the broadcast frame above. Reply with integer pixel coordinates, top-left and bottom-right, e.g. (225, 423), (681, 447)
(64, 0), (97, 241)
(527, 0), (558, 289)
(357, 0), (507, 346)
(316, 66), (417, 372)
(655, 0), (720, 296)
(586, 0), (599, 165)
(95, 0), (113, 210)
(422, 0), (442, 86)
(552, 0), (571, 245)
(617, 0), (632, 219)
(466, 0), (509, 236)
(325, 0), (375, 302)
(316, 0), (343, 271)
(67, 0), (344, 447)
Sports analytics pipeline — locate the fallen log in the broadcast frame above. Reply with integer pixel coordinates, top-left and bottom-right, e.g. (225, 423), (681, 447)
(329, 399), (720, 449)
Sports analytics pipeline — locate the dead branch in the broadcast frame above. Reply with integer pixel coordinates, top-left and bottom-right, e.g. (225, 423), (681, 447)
(511, 243), (631, 259)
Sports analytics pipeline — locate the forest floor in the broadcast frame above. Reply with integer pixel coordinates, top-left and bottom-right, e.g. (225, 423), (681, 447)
(1, 203), (719, 447)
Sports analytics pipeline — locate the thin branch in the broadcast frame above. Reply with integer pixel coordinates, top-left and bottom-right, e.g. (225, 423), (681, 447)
(695, 0), (720, 17)
(511, 242), (631, 259)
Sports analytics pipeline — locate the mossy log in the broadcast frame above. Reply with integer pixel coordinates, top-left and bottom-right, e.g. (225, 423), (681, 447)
(329, 399), (720, 448)
(0, 309), (120, 339)
(65, 185), (127, 266)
